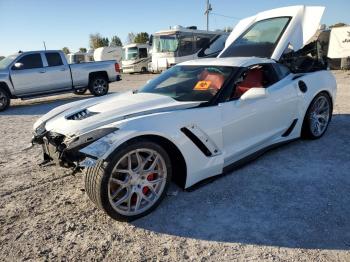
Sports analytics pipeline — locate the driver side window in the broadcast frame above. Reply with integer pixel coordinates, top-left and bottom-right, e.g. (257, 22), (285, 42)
(230, 64), (278, 100)
(13, 54), (43, 70)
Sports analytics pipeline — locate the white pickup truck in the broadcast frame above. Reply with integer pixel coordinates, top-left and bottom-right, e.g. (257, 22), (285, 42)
(0, 50), (121, 111)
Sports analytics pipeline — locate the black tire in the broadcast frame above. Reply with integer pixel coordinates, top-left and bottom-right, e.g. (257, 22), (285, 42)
(88, 75), (109, 96)
(84, 139), (172, 221)
(301, 92), (332, 140)
(73, 88), (88, 95)
(141, 67), (147, 73)
(0, 88), (10, 112)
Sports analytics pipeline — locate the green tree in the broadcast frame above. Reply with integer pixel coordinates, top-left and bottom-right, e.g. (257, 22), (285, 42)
(79, 47), (87, 53)
(110, 36), (122, 47)
(126, 32), (135, 44)
(62, 47), (70, 54)
(89, 33), (109, 49)
(134, 32), (149, 44)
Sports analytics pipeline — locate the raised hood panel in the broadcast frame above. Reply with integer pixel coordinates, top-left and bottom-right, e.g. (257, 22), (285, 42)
(219, 5), (325, 60)
(41, 92), (200, 136)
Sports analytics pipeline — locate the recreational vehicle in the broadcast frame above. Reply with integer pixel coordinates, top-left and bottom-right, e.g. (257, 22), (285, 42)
(150, 25), (227, 72)
(66, 52), (90, 64)
(93, 47), (123, 62)
(122, 43), (150, 73)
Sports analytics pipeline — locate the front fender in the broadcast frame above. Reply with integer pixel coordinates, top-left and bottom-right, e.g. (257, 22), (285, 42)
(80, 108), (225, 188)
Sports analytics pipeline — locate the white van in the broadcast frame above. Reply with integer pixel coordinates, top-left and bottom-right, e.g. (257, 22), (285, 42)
(122, 43), (151, 73)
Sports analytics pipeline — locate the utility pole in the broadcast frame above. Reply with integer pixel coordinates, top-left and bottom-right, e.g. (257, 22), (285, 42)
(205, 0), (212, 31)
(43, 41), (46, 50)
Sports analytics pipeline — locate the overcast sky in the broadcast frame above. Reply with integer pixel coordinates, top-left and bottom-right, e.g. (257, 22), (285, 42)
(0, 0), (349, 56)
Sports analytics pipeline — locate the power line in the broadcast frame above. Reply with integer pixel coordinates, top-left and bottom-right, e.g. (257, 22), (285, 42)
(211, 12), (241, 20)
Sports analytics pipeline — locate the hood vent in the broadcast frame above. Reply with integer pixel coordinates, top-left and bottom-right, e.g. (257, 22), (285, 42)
(66, 109), (98, 121)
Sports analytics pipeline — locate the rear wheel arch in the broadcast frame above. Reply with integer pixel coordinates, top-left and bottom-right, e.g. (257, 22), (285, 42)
(89, 71), (109, 83)
(105, 134), (188, 189)
(301, 90), (333, 139)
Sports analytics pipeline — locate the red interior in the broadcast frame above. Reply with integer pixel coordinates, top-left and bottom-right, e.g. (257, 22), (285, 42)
(233, 68), (264, 98)
(198, 70), (225, 91)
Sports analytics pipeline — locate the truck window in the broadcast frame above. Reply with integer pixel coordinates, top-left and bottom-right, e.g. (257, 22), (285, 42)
(194, 35), (212, 52)
(139, 48), (148, 58)
(15, 54), (43, 70)
(45, 52), (63, 67)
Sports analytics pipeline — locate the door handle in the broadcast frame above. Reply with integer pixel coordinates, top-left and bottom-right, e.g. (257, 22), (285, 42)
(60, 68), (66, 71)
(39, 70), (46, 73)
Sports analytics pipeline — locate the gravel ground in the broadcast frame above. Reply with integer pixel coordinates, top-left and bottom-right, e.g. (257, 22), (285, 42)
(0, 72), (349, 261)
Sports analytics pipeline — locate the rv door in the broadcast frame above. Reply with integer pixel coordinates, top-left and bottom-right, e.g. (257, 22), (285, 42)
(219, 5), (325, 60)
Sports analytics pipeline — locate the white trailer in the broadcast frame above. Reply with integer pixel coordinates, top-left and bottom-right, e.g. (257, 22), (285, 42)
(150, 25), (227, 73)
(93, 47), (123, 62)
(122, 43), (151, 73)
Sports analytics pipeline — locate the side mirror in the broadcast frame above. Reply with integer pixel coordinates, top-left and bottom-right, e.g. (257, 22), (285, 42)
(13, 62), (24, 70)
(240, 88), (267, 101)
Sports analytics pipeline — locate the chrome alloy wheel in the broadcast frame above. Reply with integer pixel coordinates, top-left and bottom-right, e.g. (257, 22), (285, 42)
(108, 149), (167, 216)
(309, 96), (330, 137)
(93, 78), (107, 95)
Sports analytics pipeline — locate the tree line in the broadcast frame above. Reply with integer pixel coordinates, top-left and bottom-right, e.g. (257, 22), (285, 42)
(62, 32), (150, 54)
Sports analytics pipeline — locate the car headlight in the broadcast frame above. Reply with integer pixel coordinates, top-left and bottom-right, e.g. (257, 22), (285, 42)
(65, 127), (118, 150)
(35, 122), (46, 136)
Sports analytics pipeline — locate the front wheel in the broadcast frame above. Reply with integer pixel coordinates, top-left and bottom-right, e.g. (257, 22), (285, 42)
(0, 88), (10, 112)
(84, 140), (172, 221)
(302, 92), (332, 139)
(89, 76), (109, 96)
(74, 88), (87, 95)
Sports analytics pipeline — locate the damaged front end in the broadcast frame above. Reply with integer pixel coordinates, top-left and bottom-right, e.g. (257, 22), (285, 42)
(32, 125), (118, 170)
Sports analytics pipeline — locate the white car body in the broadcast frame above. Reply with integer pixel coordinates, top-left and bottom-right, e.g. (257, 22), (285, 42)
(32, 6), (337, 219)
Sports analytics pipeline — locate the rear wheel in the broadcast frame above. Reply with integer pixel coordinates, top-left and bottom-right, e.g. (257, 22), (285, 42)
(84, 140), (172, 221)
(89, 75), (109, 96)
(0, 88), (10, 112)
(302, 92), (332, 139)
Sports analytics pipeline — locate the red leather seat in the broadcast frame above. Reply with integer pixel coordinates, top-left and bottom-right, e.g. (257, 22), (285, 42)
(233, 68), (264, 98)
(198, 70), (225, 91)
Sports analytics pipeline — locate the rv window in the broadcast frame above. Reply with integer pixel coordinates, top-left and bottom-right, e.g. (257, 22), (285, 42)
(139, 48), (148, 58)
(153, 35), (179, 53)
(45, 52), (63, 67)
(14, 54), (43, 70)
(194, 35), (212, 52)
(199, 34), (228, 57)
(178, 35), (194, 56)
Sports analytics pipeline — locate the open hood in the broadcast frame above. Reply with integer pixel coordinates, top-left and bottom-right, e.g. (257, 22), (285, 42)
(219, 5), (325, 60)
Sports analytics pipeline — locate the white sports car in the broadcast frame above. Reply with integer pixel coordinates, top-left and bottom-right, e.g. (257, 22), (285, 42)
(32, 6), (336, 221)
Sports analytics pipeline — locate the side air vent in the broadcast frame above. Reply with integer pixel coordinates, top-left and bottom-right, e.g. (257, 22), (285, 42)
(298, 81), (307, 93)
(66, 109), (98, 120)
(181, 127), (212, 156)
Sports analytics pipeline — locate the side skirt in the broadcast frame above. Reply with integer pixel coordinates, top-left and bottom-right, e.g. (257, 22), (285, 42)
(185, 138), (299, 192)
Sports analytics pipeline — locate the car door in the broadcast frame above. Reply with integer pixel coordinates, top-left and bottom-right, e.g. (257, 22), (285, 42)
(220, 64), (299, 167)
(43, 52), (71, 91)
(10, 53), (47, 95)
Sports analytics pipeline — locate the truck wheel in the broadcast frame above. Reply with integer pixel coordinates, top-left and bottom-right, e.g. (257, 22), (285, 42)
(141, 67), (147, 73)
(89, 76), (109, 96)
(74, 88), (87, 95)
(84, 140), (172, 221)
(0, 88), (10, 112)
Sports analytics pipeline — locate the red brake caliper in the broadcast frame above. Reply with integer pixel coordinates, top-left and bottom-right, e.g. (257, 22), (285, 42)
(142, 173), (156, 195)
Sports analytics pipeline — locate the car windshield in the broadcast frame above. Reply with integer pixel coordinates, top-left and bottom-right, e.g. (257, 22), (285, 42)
(139, 65), (234, 102)
(153, 35), (179, 53)
(123, 47), (138, 60)
(0, 54), (18, 70)
(220, 17), (291, 58)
